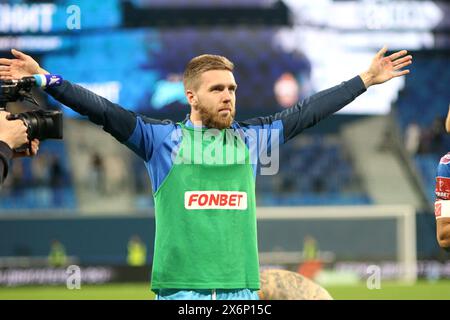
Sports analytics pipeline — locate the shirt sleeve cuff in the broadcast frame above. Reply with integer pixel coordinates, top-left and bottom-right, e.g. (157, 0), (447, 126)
(45, 80), (69, 98)
(349, 75), (368, 97)
(0, 141), (13, 161)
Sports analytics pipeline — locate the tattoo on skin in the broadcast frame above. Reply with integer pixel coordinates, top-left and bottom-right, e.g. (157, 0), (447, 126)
(258, 269), (333, 300)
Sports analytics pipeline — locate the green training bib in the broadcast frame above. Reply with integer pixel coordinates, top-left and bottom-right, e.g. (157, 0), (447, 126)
(151, 123), (260, 290)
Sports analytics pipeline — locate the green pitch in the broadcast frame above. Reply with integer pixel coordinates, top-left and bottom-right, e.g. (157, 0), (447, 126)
(0, 280), (449, 300)
(0, 283), (155, 300)
(326, 280), (450, 300)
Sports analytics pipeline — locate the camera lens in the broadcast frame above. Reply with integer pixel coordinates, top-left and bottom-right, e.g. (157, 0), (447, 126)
(15, 110), (63, 141)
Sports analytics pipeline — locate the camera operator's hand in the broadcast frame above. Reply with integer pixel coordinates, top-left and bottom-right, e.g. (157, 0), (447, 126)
(0, 111), (28, 149)
(12, 139), (40, 158)
(0, 49), (48, 80)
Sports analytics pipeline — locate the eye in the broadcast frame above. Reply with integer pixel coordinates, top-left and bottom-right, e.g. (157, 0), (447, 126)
(210, 86), (222, 92)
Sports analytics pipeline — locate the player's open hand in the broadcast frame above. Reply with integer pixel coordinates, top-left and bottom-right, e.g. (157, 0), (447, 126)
(360, 46), (412, 88)
(0, 49), (42, 80)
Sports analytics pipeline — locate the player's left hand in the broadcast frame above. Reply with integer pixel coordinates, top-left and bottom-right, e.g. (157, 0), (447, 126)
(13, 139), (40, 158)
(360, 46), (412, 88)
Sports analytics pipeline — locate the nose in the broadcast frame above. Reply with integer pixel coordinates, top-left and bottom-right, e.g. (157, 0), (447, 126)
(222, 89), (232, 102)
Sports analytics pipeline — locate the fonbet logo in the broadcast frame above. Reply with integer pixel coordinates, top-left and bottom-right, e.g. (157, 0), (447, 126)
(185, 191), (247, 210)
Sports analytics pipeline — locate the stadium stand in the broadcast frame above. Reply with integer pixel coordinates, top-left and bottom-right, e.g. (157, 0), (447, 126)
(0, 140), (77, 210)
(256, 134), (371, 206)
(394, 51), (450, 205)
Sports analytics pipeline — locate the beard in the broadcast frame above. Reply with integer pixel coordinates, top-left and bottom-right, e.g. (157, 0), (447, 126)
(195, 102), (236, 130)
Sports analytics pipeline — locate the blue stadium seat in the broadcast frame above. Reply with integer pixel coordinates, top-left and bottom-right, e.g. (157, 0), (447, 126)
(255, 134), (371, 205)
(0, 141), (78, 212)
(395, 52), (450, 205)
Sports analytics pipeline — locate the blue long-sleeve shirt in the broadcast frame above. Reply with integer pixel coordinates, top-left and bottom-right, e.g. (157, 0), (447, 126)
(46, 76), (366, 193)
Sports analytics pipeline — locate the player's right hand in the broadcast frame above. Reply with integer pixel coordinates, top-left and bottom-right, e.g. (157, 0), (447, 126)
(0, 49), (43, 80)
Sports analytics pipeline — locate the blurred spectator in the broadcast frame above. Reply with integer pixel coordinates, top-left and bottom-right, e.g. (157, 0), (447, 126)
(50, 155), (64, 187)
(404, 121), (421, 155)
(48, 239), (68, 268)
(302, 235), (318, 261)
(127, 235), (147, 267)
(32, 153), (50, 188)
(297, 235), (323, 280)
(32, 153), (52, 205)
(418, 127), (432, 154)
(50, 155), (64, 206)
(10, 160), (25, 196)
(429, 116), (446, 154)
(418, 116), (446, 155)
(312, 176), (325, 193)
(133, 158), (151, 194)
(105, 154), (127, 195)
(90, 152), (106, 195)
(274, 72), (300, 108)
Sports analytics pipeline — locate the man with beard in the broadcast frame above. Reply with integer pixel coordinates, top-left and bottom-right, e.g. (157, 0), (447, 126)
(0, 48), (412, 299)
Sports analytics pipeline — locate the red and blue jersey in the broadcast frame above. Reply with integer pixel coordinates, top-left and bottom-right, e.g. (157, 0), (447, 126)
(436, 153), (450, 201)
(435, 153), (450, 219)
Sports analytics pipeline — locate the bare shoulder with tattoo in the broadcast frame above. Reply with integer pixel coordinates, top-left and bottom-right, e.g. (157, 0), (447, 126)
(258, 269), (333, 300)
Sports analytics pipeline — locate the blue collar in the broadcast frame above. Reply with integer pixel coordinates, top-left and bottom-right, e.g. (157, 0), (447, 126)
(183, 114), (237, 129)
(185, 119), (205, 129)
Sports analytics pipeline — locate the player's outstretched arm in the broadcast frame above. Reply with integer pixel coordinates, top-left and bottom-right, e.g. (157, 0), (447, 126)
(0, 49), (156, 161)
(242, 47), (413, 145)
(0, 49), (137, 140)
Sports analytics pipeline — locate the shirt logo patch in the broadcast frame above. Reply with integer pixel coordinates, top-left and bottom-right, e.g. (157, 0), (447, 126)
(436, 177), (450, 200)
(185, 191), (247, 210)
(435, 202), (442, 217)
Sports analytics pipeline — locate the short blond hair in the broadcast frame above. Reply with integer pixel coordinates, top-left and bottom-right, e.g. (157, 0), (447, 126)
(183, 54), (234, 90)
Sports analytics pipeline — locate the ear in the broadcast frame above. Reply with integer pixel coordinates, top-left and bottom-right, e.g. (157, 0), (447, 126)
(186, 90), (198, 108)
